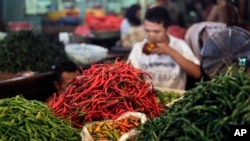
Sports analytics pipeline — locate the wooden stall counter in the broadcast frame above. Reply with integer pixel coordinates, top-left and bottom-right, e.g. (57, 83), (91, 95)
(0, 51), (130, 102)
(0, 72), (55, 102)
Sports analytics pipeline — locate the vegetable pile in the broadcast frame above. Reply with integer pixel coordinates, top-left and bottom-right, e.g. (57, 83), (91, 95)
(136, 67), (250, 141)
(85, 15), (123, 32)
(0, 30), (67, 73)
(85, 115), (141, 140)
(49, 59), (165, 128)
(0, 95), (80, 141)
(155, 90), (182, 105)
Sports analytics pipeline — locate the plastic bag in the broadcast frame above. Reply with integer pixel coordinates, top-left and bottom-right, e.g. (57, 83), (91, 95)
(80, 112), (147, 141)
(65, 43), (108, 65)
(116, 112), (147, 141)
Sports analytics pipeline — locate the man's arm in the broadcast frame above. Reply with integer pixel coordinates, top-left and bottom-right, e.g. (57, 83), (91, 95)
(127, 43), (142, 69)
(206, 5), (219, 21)
(168, 48), (201, 79)
(152, 43), (202, 79)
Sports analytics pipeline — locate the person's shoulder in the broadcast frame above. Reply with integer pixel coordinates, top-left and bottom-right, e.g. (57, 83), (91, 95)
(169, 35), (187, 44)
(169, 35), (191, 51)
(210, 4), (220, 12)
(129, 40), (144, 54)
(149, 3), (157, 8)
(133, 40), (145, 48)
(121, 19), (129, 25)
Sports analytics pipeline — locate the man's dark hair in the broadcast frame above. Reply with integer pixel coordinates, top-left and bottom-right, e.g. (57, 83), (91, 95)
(125, 4), (141, 26)
(145, 7), (172, 28)
(52, 60), (79, 83)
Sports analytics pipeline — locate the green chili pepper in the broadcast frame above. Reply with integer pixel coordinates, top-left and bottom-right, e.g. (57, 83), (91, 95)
(136, 66), (250, 141)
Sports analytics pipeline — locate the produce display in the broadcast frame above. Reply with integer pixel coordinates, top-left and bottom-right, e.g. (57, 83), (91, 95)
(0, 95), (80, 141)
(82, 113), (145, 141)
(155, 90), (182, 105)
(136, 67), (250, 141)
(49, 59), (166, 128)
(0, 30), (67, 73)
(85, 15), (122, 32)
(87, 116), (139, 140)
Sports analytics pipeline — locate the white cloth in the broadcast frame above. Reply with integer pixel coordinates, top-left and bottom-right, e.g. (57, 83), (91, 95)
(120, 19), (131, 37)
(184, 21), (226, 61)
(59, 32), (70, 45)
(128, 35), (200, 90)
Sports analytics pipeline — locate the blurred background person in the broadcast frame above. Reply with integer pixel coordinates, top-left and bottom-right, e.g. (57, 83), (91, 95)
(206, 0), (239, 26)
(46, 60), (80, 105)
(120, 4), (142, 37)
(184, 21), (227, 61)
(150, 0), (185, 28)
(118, 4), (145, 48)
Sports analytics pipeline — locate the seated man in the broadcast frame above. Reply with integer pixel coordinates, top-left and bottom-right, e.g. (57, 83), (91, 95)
(46, 60), (80, 104)
(127, 7), (201, 90)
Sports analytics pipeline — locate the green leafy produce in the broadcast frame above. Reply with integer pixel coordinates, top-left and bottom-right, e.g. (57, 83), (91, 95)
(136, 67), (250, 141)
(0, 95), (81, 141)
(155, 90), (182, 105)
(0, 30), (67, 73)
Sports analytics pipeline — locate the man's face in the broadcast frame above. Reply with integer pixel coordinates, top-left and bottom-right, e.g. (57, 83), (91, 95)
(144, 20), (168, 43)
(56, 71), (79, 94)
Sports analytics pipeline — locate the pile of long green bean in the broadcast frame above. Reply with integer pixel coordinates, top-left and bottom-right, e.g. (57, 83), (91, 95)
(0, 95), (80, 141)
(136, 67), (250, 141)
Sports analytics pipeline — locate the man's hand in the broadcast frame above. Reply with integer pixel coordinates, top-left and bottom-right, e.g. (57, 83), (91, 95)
(151, 42), (174, 55)
(150, 42), (201, 79)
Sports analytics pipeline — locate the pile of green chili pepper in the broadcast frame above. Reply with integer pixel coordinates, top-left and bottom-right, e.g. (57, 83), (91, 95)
(0, 95), (80, 141)
(136, 67), (250, 141)
(0, 30), (67, 73)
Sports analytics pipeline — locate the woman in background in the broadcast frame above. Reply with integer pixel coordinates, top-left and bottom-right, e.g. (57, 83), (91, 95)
(120, 4), (142, 36)
(119, 4), (145, 48)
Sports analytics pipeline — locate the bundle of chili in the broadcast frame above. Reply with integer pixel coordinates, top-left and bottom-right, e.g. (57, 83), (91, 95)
(87, 115), (141, 140)
(49, 58), (165, 128)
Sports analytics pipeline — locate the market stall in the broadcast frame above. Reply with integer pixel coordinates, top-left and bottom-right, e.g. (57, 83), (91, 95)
(0, 29), (129, 101)
(0, 20), (249, 140)
(1, 1), (250, 140)
(1, 59), (249, 140)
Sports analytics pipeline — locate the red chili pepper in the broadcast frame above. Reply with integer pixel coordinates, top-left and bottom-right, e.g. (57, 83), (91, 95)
(48, 58), (166, 128)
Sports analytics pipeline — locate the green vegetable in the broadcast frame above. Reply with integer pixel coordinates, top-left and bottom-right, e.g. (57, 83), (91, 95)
(0, 95), (80, 141)
(0, 30), (68, 73)
(155, 90), (182, 105)
(136, 66), (250, 141)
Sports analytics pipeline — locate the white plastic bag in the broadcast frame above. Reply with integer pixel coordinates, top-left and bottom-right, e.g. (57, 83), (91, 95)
(65, 43), (108, 65)
(80, 112), (147, 141)
(117, 112), (147, 141)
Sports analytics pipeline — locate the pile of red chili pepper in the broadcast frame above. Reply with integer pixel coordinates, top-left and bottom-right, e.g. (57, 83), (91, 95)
(49, 59), (165, 128)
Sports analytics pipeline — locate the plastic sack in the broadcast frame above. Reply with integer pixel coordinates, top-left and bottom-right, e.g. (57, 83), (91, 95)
(80, 112), (147, 141)
(65, 43), (108, 65)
